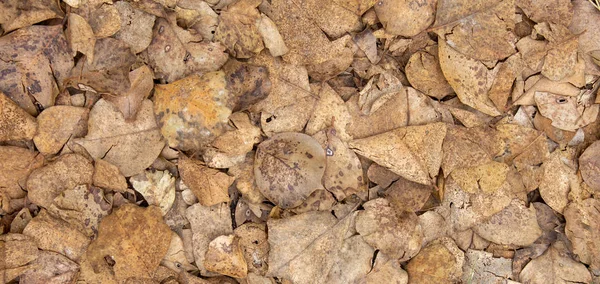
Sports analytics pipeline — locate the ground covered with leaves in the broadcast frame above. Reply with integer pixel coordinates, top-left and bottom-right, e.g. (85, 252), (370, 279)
(1, 0), (600, 283)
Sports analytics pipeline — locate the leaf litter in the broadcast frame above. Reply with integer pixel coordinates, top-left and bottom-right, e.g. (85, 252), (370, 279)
(1, 0), (600, 283)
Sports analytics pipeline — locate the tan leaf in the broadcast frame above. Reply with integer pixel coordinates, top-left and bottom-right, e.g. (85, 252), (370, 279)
(290, 0), (362, 39)
(367, 163), (400, 188)
(80, 3), (121, 38)
(520, 241), (592, 283)
(462, 249), (513, 283)
(67, 13), (96, 64)
(131, 170), (176, 215)
(564, 198), (600, 273)
(406, 238), (464, 283)
(535, 91), (599, 131)
(306, 83), (352, 141)
(204, 235), (248, 278)
(161, 232), (196, 272)
(92, 159), (128, 193)
(228, 152), (264, 204)
(353, 29), (378, 64)
(350, 122), (446, 185)
(85, 205), (171, 281)
(214, 0), (264, 58)
(332, 0), (377, 15)
(291, 189), (336, 214)
(0, 146), (43, 200)
(234, 223), (269, 275)
(0, 0), (62, 33)
(405, 46), (454, 100)
(113, 1), (156, 53)
(385, 177), (432, 212)
(0, 92), (37, 142)
(517, 0), (573, 26)
(579, 140), (600, 193)
(261, 95), (317, 136)
(33, 106), (89, 155)
(103, 65), (154, 121)
(324, 235), (374, 284)
(0, 233), (38, 271)
(74, 99), (164, 177)
(322, 128), (365, 200)
(179, 156), (234, 206)
(175, 0), (219, 40)
(451, 161), (509, 194)
(203, 112), (262, 168)
(375, 0), (435, 37)
(539, 150), (578, 214)
(19, 251), (80, 284)
(488, 53), (523, 111)
(361, 258), (408, 284)
(355, 198), (423, 260)
(26, 153), (93, 209)
(570, 0), (600, 76)
(473, 199), (542, 246)
(153, 72), (234, 151)
(254, 132), (326, 209)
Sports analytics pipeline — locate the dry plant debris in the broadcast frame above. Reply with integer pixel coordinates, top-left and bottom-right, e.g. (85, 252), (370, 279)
(1, 0), (600, 283)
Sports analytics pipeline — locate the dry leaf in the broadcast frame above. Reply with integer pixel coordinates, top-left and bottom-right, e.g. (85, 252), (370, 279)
(0, 146), (43, 200)
(85, 204), (171, 281)
(520, 241), (592, 283)
(462, 249), (513, 283)
(0, 0), (62, 33)
(33, 106), (89, 155)
(92, 159), (128, 192)
(176, 0), (219, 40)
(332, 0), (377, 15)
(214, 0), (264, 58)
(569, 0), (600, 75)
(472, 199), (542, 246)
(322, 128), (365, 200)
(113, 1), (156, 54)
(517, 0), (573, 26)
(350, 122), (447, 185)
(406, 87), (448, 126)
(228, 152), (264, 204)
(204, 235), (248, 278)
(23, 210), (90, 261)
(179, 156), (235, 206)
(161, 232), (196, 272)
(374, 0), (435, 37)
(67, 13), (96, 64)
(579, 140), (600, 193)
(74, 99), (164, 177)
(0, 91), (37, 142)
(153, 72), (234, 151)
(26, 153), (93, 209)
(564, 198), (600, 273)
(203, 112), (262, 168)
(19, 250), (80, 284)
(361, 258), (408, 284)
(539, 150), (578, 214)
(147, 18), (228, 83)
(406, 237), (464, 283)
(385, 177), (432, 213)
(234, 223), (269, 275)
(260, 94), (316, 136)
(367, 163), (400, 188)
(222, 60), (271, 112)
(78, 2), (121, 38)
(131, 170), (176, 215)
(254, 132), (326, 209)
(289, 0), (361, 39)
(305, 84), (351, 140)
(291, 189), (336, 214)
(0, 233), (38, 282)
(103, 65), (154, 121)
(405, 46), (454, 100)
(535, 91), (599, 132)
(0, 25), (73, 115)
(355, 198), (423, 261)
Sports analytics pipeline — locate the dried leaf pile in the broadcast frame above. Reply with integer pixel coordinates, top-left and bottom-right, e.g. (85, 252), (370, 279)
(2, 0), (600, 283)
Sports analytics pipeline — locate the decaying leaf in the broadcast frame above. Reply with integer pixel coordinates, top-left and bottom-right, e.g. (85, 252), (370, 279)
(84, 204), (171, 281)
(564, 198), (600, 273)
(92, 159), (128, 193)
(322, 128), (365, 200)
(579, 140), (600, 193)
(179, 156), (235, 206)
(204, 235), (248, 278)
(472, 199), (542, 246)
(19, 250), (80, 284)
(74, 99), (164, 177)
(131, 170), (176, 215)
(234, 222), (269, 275)
(0, 146), (43, 200)
(462, 249), (513, 283)
(520, 241), (592, 283)
(355, 198), (423, 261)
(214, 0), (264, 58)
(0, 233), (38, 282)
(375, 0), (435, 37)
(254, 132), (326, 209)
(33, 106), (89, 155)
(406, 237), (464, 283)
(0, 0), (63, 33)
(405, 46), (454, 100)
(153, 72), (235, 151)
(113, 1), (156, 54)
(102, 65), (154, 121)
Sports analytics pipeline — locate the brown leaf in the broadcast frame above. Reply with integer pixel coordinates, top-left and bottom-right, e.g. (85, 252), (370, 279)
(520, 241), (592, 283)
(214, 0), (264, 58)
(113, 1), (156, 54)
(66, 13), (96, 64)
(179, 156), (234, 206)
(291, 189), (336, 214)
(0, 233), (38, 270)
(564, 198), (600, 273)
(23, 210), (90, 261)
(367, 163), (400, 188)
(350, 122), (447, 185)
(0, 25), (73, 115)
(385, 177), (432, 213)
(74, 99), (164, 177)
(204, 235), (248, 278)
(462, 249), (513, 283)
(355, 198), (423, 260)
(0, 146), (43, 200)
(254, 132), (326, 209)
(361, 258), (408, 284)
(472, 199), (542, 246)
(222, 60), (271, 112)
(579, 141), (600, 193)
(289, 0), (362, 39)
(306, 84), (352, 141)
(322, 128), (365, 200)
(332, 0), (377, 15)
(535, 91), (599, 131)
(569, 0), (600, 76)
(517, 0), (573, 26)
(92, 159), (128, 193)
(375, 0), (435, 37)
(26, 153), (93, 209)
(0, 92), (37, 143)
(19, 250), (80, 284)
(228, 152), (264, 204)
(103, 65), (154, 121)
(147, 18), (228, 83)
(85, 205), (171, 281)
(405, 46), (454, 100)
(406, 237), (464, 283)
(539, 150), (578, 214)
(153, 72), (235, 151)
(234, 223), (269, 275)
(33, 106), (89, 155)
(203, 112), (262, 168)
(131, 170), (176, 215)
(0, 0), (63, 33)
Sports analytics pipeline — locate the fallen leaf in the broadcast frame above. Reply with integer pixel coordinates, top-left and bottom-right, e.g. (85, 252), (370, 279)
(228, 152), (265, 204)
(488, 53), (523, 111)
(234, 223), (269, 275)
(77, 2), (121, 38)
(569, 0), (600, 76)
(0, 233), (38, 282)
(324, 235), (374, 284)
(0, 92), (38, 143)
(66, 13), (96, 64)
(406, 237), (464, 283)
(33, 106), (89, 155)
(535, 22), (579, 81)
(92, 159), (128, 193)
(451, 161), (509, 194)
(520, 240), (592, 283)
(131, 170), (176, 215)
(462, 249), (513, 283)
(222, 60), (271, 112)
(361, 257), (408, 284)
(214, 0), (264, 58)
(203, 112), (262, 168)
(113, 1), (156, 53)
(350, 122), (447, 185)
(254, 132), (326, 209)
(322, 128), (365, 200)
(564, 198), (600, 273)
(74, 99), (164, 177)
(19, 250), (80, 284)
(204, 235), (248, 278)
(539, 150), (578, 214)
(535, 91), (599, 132)
(355, 198), (423, 261)
(517, 0), (573, 26)
(353, 28), (378, 64)
(179, 156), (234, 206)
(367, 163), (400, 188)
(153, 72), (235, 151)
(385, 177), (432, 213)
(305, 83), (352, 141)
(0, 25), (73, 115)
(579, 140), (600, 193)
(472, 199), (542, 246)
(147, 18), (228, 83)
(176, 0), (219, 40)
(375, 0), (435, 37)
(0, 146), (43, 200)
(407, 88), (449, 126)
(26, 153), (94, 209)
(291, 189), (336, 214)
(161, 232), (196, 272)
(289, 0), (362, 39)
(0, 0), (63, 33)
(102, 65), (154, 121)
(332, 0), (377, 15)
(85, 204), (171, 281)
(23, 210), (90, 261)
(405, 46), (454, 100)
(9, 208), (32, 233)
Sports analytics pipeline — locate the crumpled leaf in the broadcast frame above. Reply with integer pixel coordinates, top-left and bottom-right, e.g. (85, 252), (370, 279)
(433, 0), (517, 61)
(350, 122), (446, 185)
(0, 25), (73, 115)
(579, 140), (600, 193)
(92, 159), (128, 193)
(375, 0), (435, 37)
(131, 170), (176, 215)
(564, 198), (600, 273)
(406, 237), (464, 283)
(0, 0), (62, 33)
(517, 0), (573, 26)
(472, 199), (542, 246)
(539, 150), (578, 214)
(0, 92), (37, 142)
(84, 205), (171, 281)
(234, 223), (269, 275)
(405, 46), (454, 100)
(355, 198), (423, 261)
(26, 153), (94, 209)
(179, 156), (235, 206)
(520, 241), (592, 283)
(535, 91), (599, 132)
(113, 1), (156, 54)
(322, 128), (365, 200)
(33, 106), (89, 155)
(438, 40), (501, 116)
(103, 65), (154, 121)
(0, 146), (43, 202)
(23, 210), (90, 261)
(462, 249), (513, 283)
(254, 132), (326, 209)
(204, 235), (248, 278)
(147, 18), (228, 83)
(74, 99), (164, 177)
(19, 250), (80, 284)
(153, 72), (234, 151)
(66, 13), (96, 64)
(214, 0), (264, 58)
(267, 211), (358, 284)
